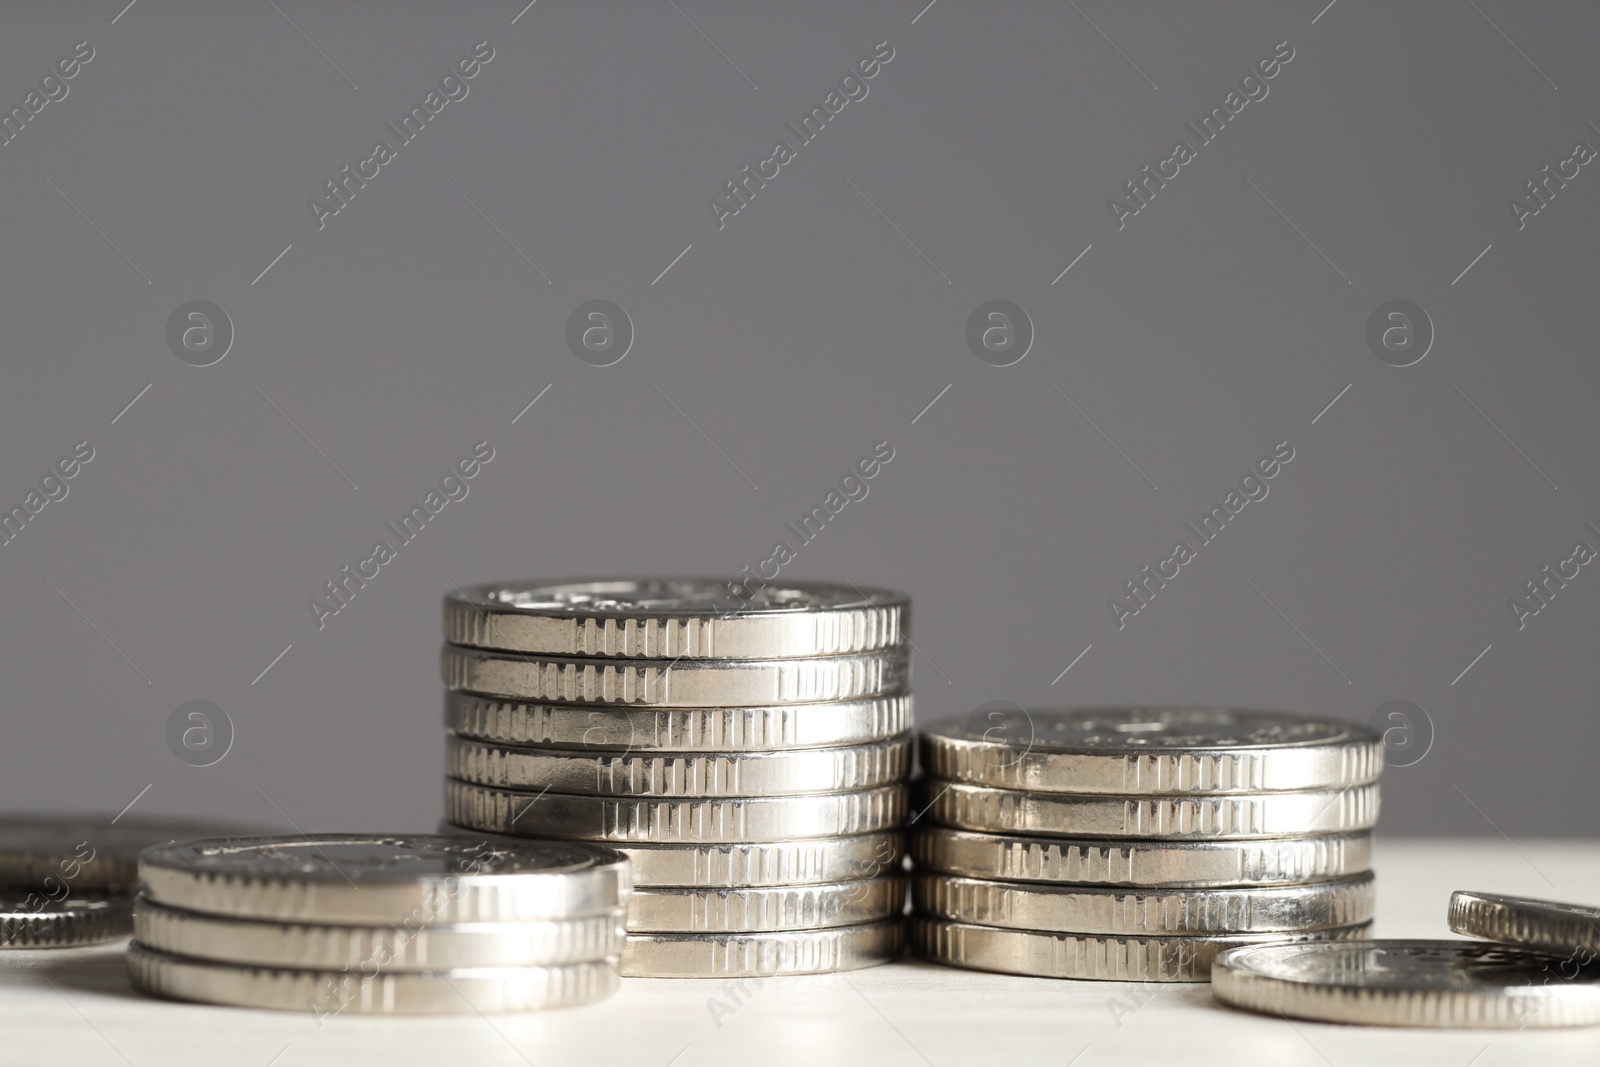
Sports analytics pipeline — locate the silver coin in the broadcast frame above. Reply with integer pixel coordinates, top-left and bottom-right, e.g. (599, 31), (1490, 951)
(442, 644), (909, 708)
(133, 897), (623, 969)
(447, 734), (912, 798)
(447, 780), (908, 844)
(913, 872), (1373, 935)
(628, 877), (905, 933)
(922, 780), (1380, 839)
(0, 891), (132, 948)
(0, 813), (262, 891)
(127, 942), (619, 1014)
(911, 826), (1372, 887)
(445, 578), (908, 660)
(445, 691), (912, 752)
(912, 917), (1370, 982)
(1449, 891), (1600, 963)
(1211, 939), (1600, 1028)
(620, 919), (903, 977)
(139, 835), (630, 924)
(921, 707), (1382, 795)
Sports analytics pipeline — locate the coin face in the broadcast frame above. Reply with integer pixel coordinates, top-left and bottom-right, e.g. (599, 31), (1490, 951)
(936, 707), (1369, 751)
(143, 834), (614, 883)
(460, 578), (900, 617)
(1450, 891), (1600, 960)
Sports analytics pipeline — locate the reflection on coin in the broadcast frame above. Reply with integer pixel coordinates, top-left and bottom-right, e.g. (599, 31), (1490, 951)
(920, 708), (1382, 794)
(1211, 939), (1600, 1028)
(446, 691), (912, 752)
(128, 942), (619, 1014)
(133, 897), (623, 969)
(447, 780), (908, 844)
(444, 578), (908, 659)
(1449, 891), (1600, 962)
(442, 645), (910, 708)
(913, 917), (1370, 982)
(913, 872), (1373, 935)
(922, 780), (1379, 839)
(139, 835), (630, 924)
(910, 827), (1372, 887)
(620, 919), (903, 977)
(628, 877), (905, 933)
(447, 735), (912, 797)
(0, 892), (132, 948)
(0, 814), (262, 891)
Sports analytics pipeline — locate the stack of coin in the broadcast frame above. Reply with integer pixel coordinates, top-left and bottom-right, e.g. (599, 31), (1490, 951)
(126, 834), (631, 1014)
(440, 578), (913, 977)
(910, 707), (1382, 981)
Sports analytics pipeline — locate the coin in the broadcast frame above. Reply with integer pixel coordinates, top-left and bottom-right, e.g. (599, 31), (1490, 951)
(447, 735), (912, 798)
(1449, 891), (1600, 963)
(139, 835), (630, 924)
(1211, 940), (1600, 1028)
(445, 579), (908, 660)
(620, 919), (903, 977)
(446, 780), (908, 844)
(0, 892), (132, 948)
(128, 942), (620, 1014)
(912, 917), (1370, 981)
(442, 645), (910, 707)
(445, 691), (913, 752)
(0, 813), (261, 891)
(133, 897), (623, 969)
(920, 707), (1382, 794)
(628, 877), (905, 933)
(912, 872), (1373, 934)
(911, 827), (1372, 887)
(921, 780), (1379, 839)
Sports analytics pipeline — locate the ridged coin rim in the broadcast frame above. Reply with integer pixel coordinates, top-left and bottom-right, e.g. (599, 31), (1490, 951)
(0, 894), (132, 949)
(1448, 891), (1600, 960)
(628, 876), (906, 933)
(620, 918), (904, 977)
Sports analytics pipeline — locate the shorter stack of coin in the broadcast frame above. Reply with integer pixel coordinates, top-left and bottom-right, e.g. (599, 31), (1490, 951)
(127, 834), (630, 1014)
(440, 578), (913, 977)
(910, 707), (1382, 981)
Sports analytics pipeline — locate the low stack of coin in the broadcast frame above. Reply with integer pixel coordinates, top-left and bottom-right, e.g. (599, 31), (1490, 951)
(440, 578), (913, 977)
(127, 834), (631, 1014)
(910, 707), (1382, 981)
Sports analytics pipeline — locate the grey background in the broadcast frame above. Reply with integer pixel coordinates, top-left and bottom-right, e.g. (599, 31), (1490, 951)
(1, 0), (1595, 836)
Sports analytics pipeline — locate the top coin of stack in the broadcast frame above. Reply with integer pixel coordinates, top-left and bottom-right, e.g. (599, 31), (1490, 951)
(911, 707), (1383, 981)
(441, 579), (913, 978)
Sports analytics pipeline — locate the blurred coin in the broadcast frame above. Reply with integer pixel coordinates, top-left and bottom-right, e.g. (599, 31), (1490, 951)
(0, 813), (262, 891)
(0, 891), (131, 948)
(1449, 891), (1600, 963)
(628, 877), (905, 933)
(620, 919), (903, 977)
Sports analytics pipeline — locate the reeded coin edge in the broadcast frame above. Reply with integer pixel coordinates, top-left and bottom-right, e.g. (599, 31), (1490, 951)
(1449, 892), (1600, 958)
(628, 876), (907, 933)
(0, 898), (133, 948)
(619, 919), (904, 977)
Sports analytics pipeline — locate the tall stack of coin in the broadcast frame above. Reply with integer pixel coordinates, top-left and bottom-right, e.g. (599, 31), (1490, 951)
(127, 834), (630, 1014)
(440, 579), (913, 977)
(910, 707), (1382, 981)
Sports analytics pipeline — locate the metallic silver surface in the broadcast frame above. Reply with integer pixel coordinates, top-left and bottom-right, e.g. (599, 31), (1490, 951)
(910, 826), (1372, 887)
(0, 892), (132, 948)
(1211, 939), (1600, 1028)
(627, 877), (906, 933)
(922, 780), (1380, 839)
(447, 780), (908, 844)
(127, 942), (620, 1014)
(1449, 891), (1600, 961)
(0, 814), (261, 891)
(442, 644), (910, 707)
(620, 919), (903, 977)
(444, 578), (908, 659)
(912, 872), (1373, 934)
(445, 691), (913, 752)
(921, 707), (1381, 795)
(447, 734), (911, 798)
(139, 835), (630, 924)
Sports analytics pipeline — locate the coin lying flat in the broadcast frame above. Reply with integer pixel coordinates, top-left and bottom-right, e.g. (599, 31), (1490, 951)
(446, 691), (913, 752)
(0, 814), (262, 892)
(442, 645), (909, 708)
(921, 707), (1381, 795)
(128, 942), (619, 1014)
(621, 919), (903, 977)
(911, 827), (1372, 887)
(444, 578), (908, 660)
(1211, 940), (1600, 1028)
(447, 780), (908, 844)
(922, 780), (1379, 839)
(913, 872), (1373, 935)
(1450, 891), (1600, 962)
(0, 892), (132, 948)
(139, 835), (630, 924)
(447, 735), (912, 798)
(133, 897), (624, 969)
(912, 917), (1370, 982)
(628, 877), (905, 933)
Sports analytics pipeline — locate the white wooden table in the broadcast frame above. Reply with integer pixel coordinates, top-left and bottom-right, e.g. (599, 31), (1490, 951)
(4, 839), (1596, 1067)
